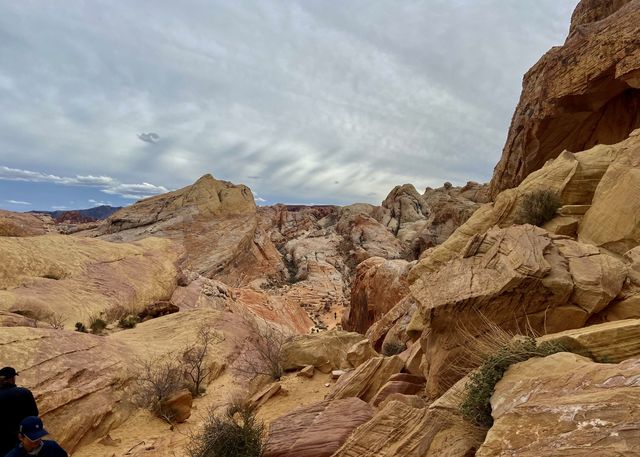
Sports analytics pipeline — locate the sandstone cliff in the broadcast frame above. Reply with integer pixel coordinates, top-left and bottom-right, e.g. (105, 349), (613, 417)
(490, 0), (640, 196)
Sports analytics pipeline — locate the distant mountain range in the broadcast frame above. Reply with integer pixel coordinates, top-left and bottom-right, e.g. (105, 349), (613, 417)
(31, 205), (122, 222)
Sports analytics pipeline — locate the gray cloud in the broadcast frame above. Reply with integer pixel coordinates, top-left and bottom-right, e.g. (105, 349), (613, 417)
(0, 1), (578, 205)
(0, 165), (168, 199)
(138, 132), (160, 144)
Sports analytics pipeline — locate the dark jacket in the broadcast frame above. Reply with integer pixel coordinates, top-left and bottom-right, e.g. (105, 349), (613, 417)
(4, 440), (67, 457)
(0, 384), (39, 455)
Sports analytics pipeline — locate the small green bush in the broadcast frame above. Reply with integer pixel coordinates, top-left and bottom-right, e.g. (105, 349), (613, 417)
(187, 398), (264, 457)
(459, 337), (565, 428)
(515, 190), (561, 226)
(382, 341), (406, 356)
(118, 315), (139, 329)
(89, 316), (108, 334)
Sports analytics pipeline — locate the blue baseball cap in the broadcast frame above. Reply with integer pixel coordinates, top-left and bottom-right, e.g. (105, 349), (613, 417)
(19, 416), (49, 441)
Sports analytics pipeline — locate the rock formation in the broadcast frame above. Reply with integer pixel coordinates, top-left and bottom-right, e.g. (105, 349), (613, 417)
(490, 0), (640, 195)
(0, 234), (181, 326)
(0, 210), (55, 236)
(477, 352), (640, 456)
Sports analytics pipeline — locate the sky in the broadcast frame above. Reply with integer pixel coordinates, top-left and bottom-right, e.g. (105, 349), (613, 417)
(0, 0), (578, 211)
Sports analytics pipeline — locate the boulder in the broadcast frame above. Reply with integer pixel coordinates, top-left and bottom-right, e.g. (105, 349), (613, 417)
(477, 352), (640, 456)
(489, 0), (640, 196)
(540, 319), (640, 363)
(263, 398), (374, 457)
(370, 373), (426, 407)
(326, 356), (404, 402)
(578, 130), (640, 253)
(345, 257), (411, 334)
(159, 389), (192, 423)
(346, 340), (379, 368)
(297, 365), (314, 378)
(411, 224), (626, 397)
(281, 331), (367, 373)
(333, 378), (484, 457)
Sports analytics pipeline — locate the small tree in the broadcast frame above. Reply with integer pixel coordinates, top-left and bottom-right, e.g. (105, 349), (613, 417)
(133, 355), (185, 422)
(44, 312), (66, 330)
(186, 396), (264, 457)
(234, 317), (290, 381)
(183, 325), (223, 396)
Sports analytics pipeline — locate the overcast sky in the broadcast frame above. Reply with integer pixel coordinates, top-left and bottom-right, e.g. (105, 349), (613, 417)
(0, 0), (578, 211)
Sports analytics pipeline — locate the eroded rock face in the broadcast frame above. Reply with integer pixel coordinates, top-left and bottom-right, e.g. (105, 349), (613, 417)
(490, 0), (640, 196)
(326, 355), (404, 402)
(411, 224), (626, 397)
(477, 352), (640, 456)
(345, 257), (412, 334)
(263, 398), (374, 457)
(0, 235), (181, 326)
(0, 210), (55, 236)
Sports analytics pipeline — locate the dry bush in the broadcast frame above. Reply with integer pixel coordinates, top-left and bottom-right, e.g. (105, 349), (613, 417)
(44, 312), (66, 330)
(133, 355), (185, 422)
(183, 324), (223, 396)
(455, 317), (566, 428)
(88, 314), (108, 334)
(186, 395), (264, 457)
(234, 317), (290, 381)
(381, 341), (406, 356)
(103, 305), (129, 323)
(515, 189), (561, 226)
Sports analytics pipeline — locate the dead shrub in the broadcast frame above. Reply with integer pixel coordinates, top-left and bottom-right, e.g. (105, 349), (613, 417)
(186, 395), (264, 457)
(183, 324), (223, 396)
(44, 312), (66, 330)
(234, 317), (290, 381)
(514, 189), (561, 226)
(382, 341), (406, 356)
(133, 355), (186, 422)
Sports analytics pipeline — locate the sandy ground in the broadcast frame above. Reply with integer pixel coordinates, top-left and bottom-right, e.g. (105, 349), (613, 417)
(73, 370), (334, 457)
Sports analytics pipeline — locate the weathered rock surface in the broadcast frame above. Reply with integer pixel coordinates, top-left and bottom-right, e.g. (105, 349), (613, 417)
(159, 389), (192, 423)
(263, 398), (374, 457)
(477, 352), (640, 456)
(541, 318), (640, 363)
(411, 134), (634, 277)
(0, 210), (55, 236)
(0, 235), (181, 326)
(490, 0), (640, 196)
(326, 355), (404, 402)
(333, 378), (484, 457)
(345, 257), (411, 334)
(578, 129), (640, 253)
(411, 224), (627, 397)
(281, 331), (367, 373)
(345, 339), (379, 368)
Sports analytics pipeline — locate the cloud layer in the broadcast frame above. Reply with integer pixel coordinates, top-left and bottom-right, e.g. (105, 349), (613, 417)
(0, 1), (577, 207)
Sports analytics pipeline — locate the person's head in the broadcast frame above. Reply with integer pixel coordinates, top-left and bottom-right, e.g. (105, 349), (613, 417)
(18, 416), (49, 451)
(0, 366), (18, 386)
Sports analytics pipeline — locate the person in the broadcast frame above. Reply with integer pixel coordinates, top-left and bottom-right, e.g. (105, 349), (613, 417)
(4, 416), (67, 457)
(0, 367), (39, 455)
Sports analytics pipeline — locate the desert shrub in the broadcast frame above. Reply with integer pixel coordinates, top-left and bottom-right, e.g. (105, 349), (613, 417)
(41, 312), (66, 330)
(186, 396), (264, 457)
(183, 325), (223, 396)
(133, 355), (185, 421)
(382, 341), (406, 356)
(515, 189), (561, 226)
(118, 315), (139, 329)
(75, 322), (87, 333)
(88, 315), (108, 334)
(234, 318), (290, 381)
(459, 336), (565, 428)
(104, 305), (129, 323)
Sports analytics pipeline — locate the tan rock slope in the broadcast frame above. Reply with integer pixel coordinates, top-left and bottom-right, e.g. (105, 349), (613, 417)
(490, 0), (640, 196)
(0, 210), (55, 236)
(0, 234), (181, 326)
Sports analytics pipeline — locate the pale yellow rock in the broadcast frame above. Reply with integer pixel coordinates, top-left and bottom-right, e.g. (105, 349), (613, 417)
(540, 319), (640, 363)
(0, 234), (181, 326)
(411, 225), (626, 398)
(346, 339), (379, 368)
(281, 330), (367, 373)
(326, 355), (404, 402)
(579, 140), (640, 254)
(477, 352), (640, 456)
